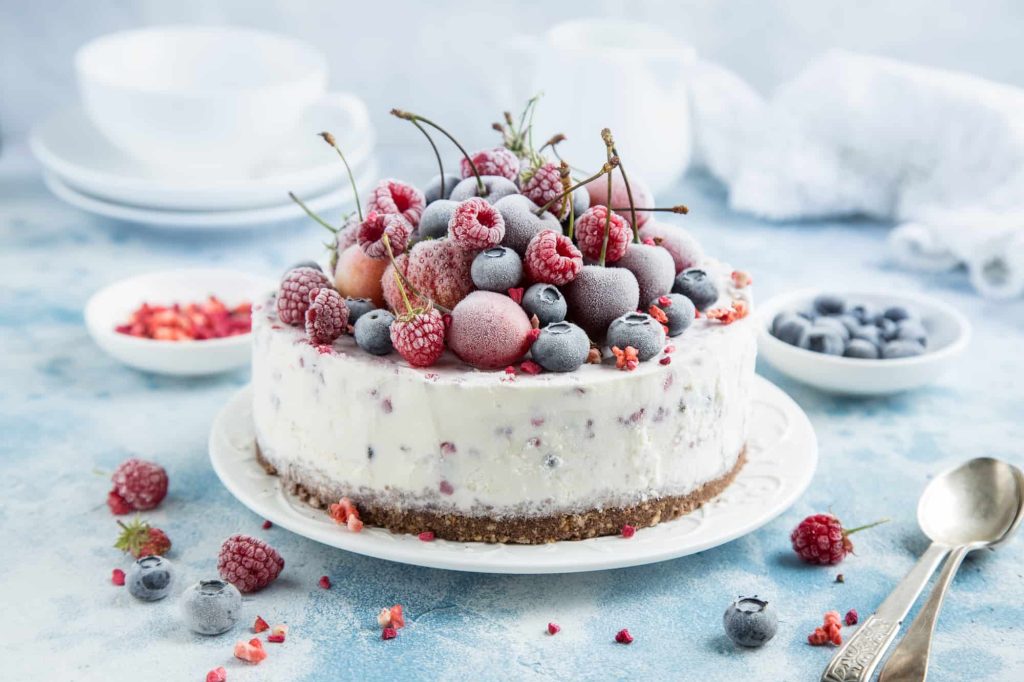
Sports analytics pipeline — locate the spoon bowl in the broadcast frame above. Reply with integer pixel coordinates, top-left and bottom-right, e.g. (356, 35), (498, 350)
(917, 457), (1023, 548)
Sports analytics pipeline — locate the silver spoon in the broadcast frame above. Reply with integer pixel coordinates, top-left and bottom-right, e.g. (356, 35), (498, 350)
(820, 457), (1024, 682)
(878, 458), (1024, 682)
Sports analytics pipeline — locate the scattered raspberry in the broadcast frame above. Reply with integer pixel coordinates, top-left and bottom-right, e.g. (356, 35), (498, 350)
(111, 568), (125, 586)
(791, 514), (887, 565)
(206, 667), (227, 682)
(115, 518), (171, 558)
(110, 459), (168, 512)
(381, 627), (398, 640)
(448, 197), (505, 249)
(612, 346), (639, 371)
(521, 163), (567, 218)
(460, 147), (519, 182)
(845, 609), (858, 626)
(824, 611), (842, 627)
(418, 531), (435, 542)
(268, 633), (285, 644)
(319, 575), (332, 589)
(621, 524), (636, 538)
(829, 626), (843, 646)
(305, 288), (349, 344)
(520, 360), (543, 375)
(233, 638), (267, 664)
(575, 206), (631, 263)
(664, 345), (675, 354)
(277, 267), (333, 326)
(524, 230), (583, 285)
(507, 287), (524, 304)
(218, 535), (285, 593)
(547, 622), (561, 636)
(358, 210), (412, 259)
(262, 520), (272, 530)
(253, 616), (270, 633)
(391, 308), (446, 368)
(731, 270), (753, 288)
(615, 628), (634, 644)
(107, 490), (133, 515)
(366, 179), (426, 227)
(115, 296), (251, 341)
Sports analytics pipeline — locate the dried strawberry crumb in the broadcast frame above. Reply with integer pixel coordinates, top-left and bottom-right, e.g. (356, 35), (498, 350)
(319, 575), (332, 589)
(390, 604), (405, 629)
(205, 666), (227, 682)
(253, 616), (270, 633)
(547, 622), (561, 635)
(267, 633), (285, 643)
(657, 295), (672, 307)
(439, 480), (455, 495)
(381, 627), (398, 640)
(347, 515), (364, 533)
(262, 520), (272, 530)
(648, 305), (668, 324)
(664, 345), (675, 354)
(418, 531), (436, 542)
(111, 568), (125, 586)
(659, 356), (672, 365)
(621, 524), (636, 538)
(520, 360), (543, 375)
(526, 328), (541, 345)
(504, 366), (516, 375)
(507, 287), (524, 304)
(615, 628), (634, 644)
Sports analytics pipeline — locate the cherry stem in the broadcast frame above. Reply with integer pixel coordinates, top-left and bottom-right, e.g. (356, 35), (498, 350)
(539, 133), (566, 153)
(408, 119), (446, 199)
(535, 157), (619, 216)
(599, 130), (614, 267)
(391, 109), (483, 194)
(611, 205), (690, 215)
(289, 192), (337, 233)
(319, 132), (363, 222)
(381, 235), (452, 316)
(842, 519), (889, 536)
(602, 129), (638, 243)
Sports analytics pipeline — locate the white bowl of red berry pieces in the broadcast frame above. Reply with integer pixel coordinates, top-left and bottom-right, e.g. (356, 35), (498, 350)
(757, 290), (971, 396)
(85, 268), (277, 376)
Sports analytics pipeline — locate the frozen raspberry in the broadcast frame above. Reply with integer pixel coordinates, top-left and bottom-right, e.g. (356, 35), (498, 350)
(206, 667), (227, 682)
(614, 243), (675, 306)
(844, 609), (858, 626)
(460, 147), (519, 182)
(366, 179), (426, 227)
(305, 288), (349, 345)
(391, 308), (446, 368)
(382, 239), (475, 312)
(575, 205), (631, 263)
(218, 534), (285, 593)
(562, 265), (640, 341)
(112, 568), (126, 586)
(110, 459), (168, 512)
(521, 163), (568, 218)
(358, 210), (412, 259)
(524, 230), (583, 285)
(790, 513), (887, 566)
(615, 628), (634, 644)
(448, 197), (506, 249)
(638, 222), (704, 274)
(277, 267), (333, 326)
(107, 489), (133, 515)
(447, 291), (533, 369)
(585, 170), (653, 228)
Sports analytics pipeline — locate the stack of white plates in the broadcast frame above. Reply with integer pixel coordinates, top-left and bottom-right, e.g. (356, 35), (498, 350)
(30, 93), (377, 229)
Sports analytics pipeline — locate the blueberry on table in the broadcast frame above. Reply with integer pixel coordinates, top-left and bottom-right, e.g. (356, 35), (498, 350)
(845, 338), (880, 359)
(653, 293), (695, 338)
(127, 555), (174, 601)
(800, 326), (845, 355)
(606, 312), (666, 361)
(774, 316), (812, 346)
(723, 597), (778, 647)
(896, 319), (928, 347)
(530, 321), (590, 372)
(812, 294), (846, 316)
(672, 268), (719, 311)
(471, 246), (523, 292)
(522, 284), (567, 327)
(354, 309), (395, 355)
(182, 579), (243, 635)
(882, 340), (926, 358)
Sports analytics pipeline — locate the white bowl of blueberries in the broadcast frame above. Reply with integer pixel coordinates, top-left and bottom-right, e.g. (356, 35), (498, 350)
(758, 290), (971, 396)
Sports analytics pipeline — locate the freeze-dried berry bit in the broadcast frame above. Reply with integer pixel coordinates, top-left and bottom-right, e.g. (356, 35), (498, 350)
(218, 535), (285, 593)
(115, 296), (252, 341)
(112, 568), (126, 586)
(268, 624), (288, 643)
(575, 206), (631, 263)
(705, 299), (750, 326)
(329, 497), (365, 534)
(520, 360), (543, 375)
(508, 287), (524, 304)
(504, 366), (516, 375)
(381, 627), (398, 640)
(390, 604), (405, 629)
(305, 288), (349, 345)
(522, 162), (569, 218)
(233, 638), (267, 664)
(107, 489), (133, 515)
(115, 518), (171, 558)
(366, 179), (426, 227)
(268, 634), (285, 644)
(391, 308), (446, 368)
(621, 524), (636, 538)
(447, 291), (533, 369)
(262, 520), (272, 530)
(836, 574), (845, 583)
(829, 625), (843, 646)
(659, 356), (672, 365)
(418, 530), (436, 542)
(253, 616), (270, 633)
(731, 270), (753, 288)
(547, 622), (561, 635)
(460, 147), (520, 182)
(615, 628), (634, 644)
(648, 305), (668, 324)
(525, 230), (583, 285)
(844, 609), (858, 626)
(319, 575), (332, 589)
(807, 627), (829, 646)
(612, 346), (640, 371)
(377, 608), (393, 628)
(110, 458), (168, 512)
(823, 611), (841, 627)
(206, 667), (227, 682)
(449, 197), (506, 249)
(278, 267), (333, 326)
(358, 211), (413, 259)
(587, 348), (602, 364)
(347, 515), (364, 533)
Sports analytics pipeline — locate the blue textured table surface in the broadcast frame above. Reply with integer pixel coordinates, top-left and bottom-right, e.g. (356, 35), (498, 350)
(1, 146), (1022, 682)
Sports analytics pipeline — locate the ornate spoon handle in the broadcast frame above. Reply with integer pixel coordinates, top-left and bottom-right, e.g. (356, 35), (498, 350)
(820, 543), (949, 682)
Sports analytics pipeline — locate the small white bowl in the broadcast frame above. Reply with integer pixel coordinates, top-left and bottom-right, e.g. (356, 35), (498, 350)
(85, 269), (276, 376)
(757, 289), (971, 396)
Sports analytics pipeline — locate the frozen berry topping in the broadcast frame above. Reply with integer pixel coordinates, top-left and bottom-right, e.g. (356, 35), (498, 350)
(575, 205), (632, 264)
(358, 210), (413, 259)
(448, 197), (506, 250)
(305, 288), (349, 345)
(391, 308), (446, 368)
(366, 179), (426, 227)
(277, 267), (333, 326)
(521, 162), (568, 219)
(460, 147), (520, 182)
(218, 534), (285, 593)
(524, 230), (583, 285)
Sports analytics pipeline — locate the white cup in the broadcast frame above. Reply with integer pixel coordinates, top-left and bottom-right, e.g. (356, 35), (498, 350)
(75, 26), (328, 175)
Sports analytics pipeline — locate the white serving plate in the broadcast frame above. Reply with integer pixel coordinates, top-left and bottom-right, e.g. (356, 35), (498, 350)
(85, 268), (277, 376)
(31, 94), (374, 211)
(757, 289), (971, 396)
(209, 377), (817, 574)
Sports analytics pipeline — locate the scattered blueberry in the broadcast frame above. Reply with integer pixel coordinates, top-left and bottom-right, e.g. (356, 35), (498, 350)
(181, 579), (242, 635)
(844, 338), (880, 359)
(530, 321), (590, 372)
(848, 302), (877, 324)
(354, 309), (395, 355)
(812, 294), (846, 316)
(896, 319), (928, 347)
(344, 298), (376, 325)
(813, 316), (851, 342)
(471, 246), (523, 292)
(882, 340), (926, 358)
(876, 317), (899, 341)
(606, 312), (666, 361)
(424, 173), (463, 203)
(882, 305), (913, 323)
(653, 293), (695, 337)
(800, 326), (845, 355)
(522, 284), (567, 327)
(672, 268), (719, 311)
(774, 315), (812, 346)
(127, 555), (174, 602)
(417, 200), (458, 240)
(723, 597), (778, 648)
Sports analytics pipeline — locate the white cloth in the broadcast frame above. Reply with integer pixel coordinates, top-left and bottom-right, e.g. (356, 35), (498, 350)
(690, 50), (1024, 299)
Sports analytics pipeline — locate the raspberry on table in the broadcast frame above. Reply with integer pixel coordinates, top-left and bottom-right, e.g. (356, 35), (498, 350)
(522, 162), (568, 218)
(525, 230), (583, 285)
(277, 267), (333, 326)
(110, 458), (168, 512)
(391, 308), (446, 368)
(575, 206), (631, 263)
(305, 288), (349, 345)
(791, 513), (887, 565)
(460, 147), (520, 182)
(366, 179), (426, 227)
(218, 534), (285, 593)
(448, 197), (506, 250)
(358, 210), (412, 259)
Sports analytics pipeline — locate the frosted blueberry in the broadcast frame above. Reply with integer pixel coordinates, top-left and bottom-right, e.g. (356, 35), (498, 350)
(344, 298), (376, 325)
(653, 293), (695, 338)
(424, 173), (462, 203)
(354, 309), (395, 355)
(882, 340), (926, 358)
(800, 326), (845, 355)
(845, 338), (880, 359)
(127, 555), (173, 602)
(723, 597), (778, 647)
(851, 324), (882, 348)
(673, 268), (719, 311)
(181, 579), (242, 635)
(606, 312), (666, 361)
(522, 284), (567, 327)
(848, 302), (877, 324)
(814, 316), (851, 342)
(812, 294), (846, 316)
(897, 319), (928, 347)
(882, 305), (913, 323)
(774, 315), (812, 346)
(837, 314), (862, 336)
(449, 175), (519, 204)
(530, 321), (590, 372)
(876, 317), (899, 341)
(417, 200), (458, 240)
(471, 246), (523, 292)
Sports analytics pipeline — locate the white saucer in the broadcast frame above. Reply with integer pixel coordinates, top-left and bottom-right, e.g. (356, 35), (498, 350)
(30, 93), (374, 211)
(209, 378), (817, 574)
(43, 157), (378, 229)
